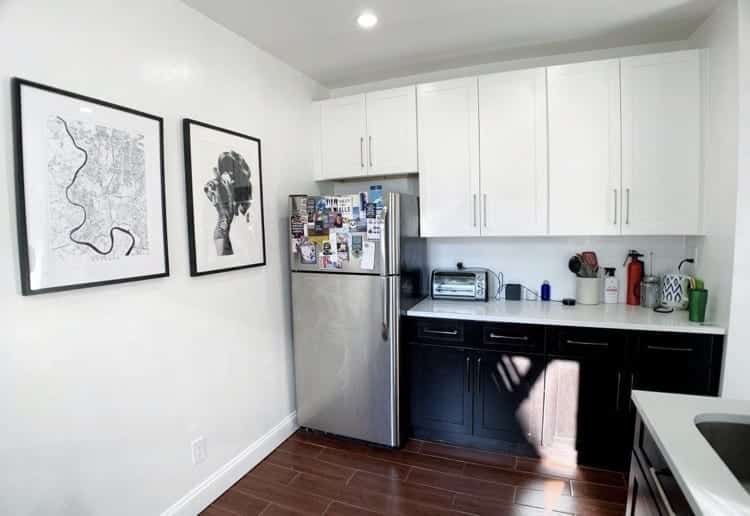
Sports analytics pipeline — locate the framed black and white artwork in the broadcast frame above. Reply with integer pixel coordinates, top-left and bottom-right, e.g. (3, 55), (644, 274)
(12, 78), (169, 295)
(183, 119), (266, 276)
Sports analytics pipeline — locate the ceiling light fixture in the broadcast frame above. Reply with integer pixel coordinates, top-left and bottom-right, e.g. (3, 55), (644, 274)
(357, 11), (378, 30)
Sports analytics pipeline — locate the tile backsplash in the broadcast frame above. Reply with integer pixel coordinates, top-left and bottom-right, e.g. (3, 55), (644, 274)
(428, 236), (698, 303)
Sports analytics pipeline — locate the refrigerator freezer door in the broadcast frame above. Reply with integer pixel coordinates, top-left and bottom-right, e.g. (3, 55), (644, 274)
(292, 272), (400, 446)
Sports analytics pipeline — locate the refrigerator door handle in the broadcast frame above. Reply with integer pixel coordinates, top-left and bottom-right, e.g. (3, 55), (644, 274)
(382, 278), (389, 341)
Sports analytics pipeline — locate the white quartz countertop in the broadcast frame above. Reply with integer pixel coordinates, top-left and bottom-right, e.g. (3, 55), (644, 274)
(406, 298), (726, 335)
(632, 391), (750, 515)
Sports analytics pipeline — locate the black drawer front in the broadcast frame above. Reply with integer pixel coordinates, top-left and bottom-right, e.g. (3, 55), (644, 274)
(481, 323), (544, 354)
(416, 319), (465, 343)
(634, 416), (693, 515)
(548, 326), (626, 359)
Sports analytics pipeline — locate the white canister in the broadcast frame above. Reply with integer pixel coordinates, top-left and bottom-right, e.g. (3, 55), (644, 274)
(576, 277), (602, 305)
(661, 274), (690, 310)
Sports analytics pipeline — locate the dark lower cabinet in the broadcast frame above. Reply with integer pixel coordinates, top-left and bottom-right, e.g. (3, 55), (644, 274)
(627, 453), (661, 516)
(543, 327), (629, 469)
(473, 350), (545, 448)
(632, 332), (720, 395)
(404, 316), (723, 471)
(408, 343), (472, 435)
(626, 413), (694, 515)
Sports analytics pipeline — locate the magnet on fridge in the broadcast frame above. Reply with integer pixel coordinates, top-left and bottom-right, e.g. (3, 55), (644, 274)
(361, 241), (375, 270)
(299, 240), (316, 264)
(351, 234), (363, 258)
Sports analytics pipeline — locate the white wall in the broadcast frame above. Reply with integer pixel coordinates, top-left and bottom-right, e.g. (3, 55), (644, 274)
(0, 1), (322, 514)
(689, 0), (739, 329)
(725, 0), (750, 400)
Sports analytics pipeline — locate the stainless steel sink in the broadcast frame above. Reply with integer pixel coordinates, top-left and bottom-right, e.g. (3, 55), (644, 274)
(696, 416), (750, 494)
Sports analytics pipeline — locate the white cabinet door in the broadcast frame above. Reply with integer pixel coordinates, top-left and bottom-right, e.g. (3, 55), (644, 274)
(318, 94), (367, 180)
(621, 50), (702, 235)
(548, 59), (621, 235)
(417, 78), (480, 237)
(479, 68), (548, 235)
(365, 86), (418, 176)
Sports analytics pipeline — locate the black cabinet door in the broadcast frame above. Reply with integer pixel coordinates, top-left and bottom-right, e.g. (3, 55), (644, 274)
(408, 343), (473, 435)
(632, 333), (719, 396)
(472, 350), (546, 447)
(544, 327), (628, 469)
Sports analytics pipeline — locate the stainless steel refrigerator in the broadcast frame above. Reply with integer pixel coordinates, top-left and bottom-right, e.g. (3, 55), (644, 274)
(289, 192), (426, 447)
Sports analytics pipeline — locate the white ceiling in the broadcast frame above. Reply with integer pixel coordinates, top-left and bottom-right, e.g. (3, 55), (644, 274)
(183, 0), (718, 89)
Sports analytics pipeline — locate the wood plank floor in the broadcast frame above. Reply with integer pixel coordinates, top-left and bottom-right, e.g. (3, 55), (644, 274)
(201, 430), (627, 516)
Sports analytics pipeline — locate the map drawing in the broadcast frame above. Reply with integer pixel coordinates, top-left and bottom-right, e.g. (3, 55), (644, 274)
(46, 115), (149, 261)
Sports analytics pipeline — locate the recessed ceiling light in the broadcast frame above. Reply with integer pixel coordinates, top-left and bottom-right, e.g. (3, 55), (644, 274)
(357, 11), (378, 30)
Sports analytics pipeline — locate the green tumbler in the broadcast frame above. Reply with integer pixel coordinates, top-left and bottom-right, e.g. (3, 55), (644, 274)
(688, 288), (708, 323)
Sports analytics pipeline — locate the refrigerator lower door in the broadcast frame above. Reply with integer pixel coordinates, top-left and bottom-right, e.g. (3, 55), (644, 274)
(292, 272), (400, 447)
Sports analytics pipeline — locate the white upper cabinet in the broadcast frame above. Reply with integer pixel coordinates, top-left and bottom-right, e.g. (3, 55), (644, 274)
(315, 87), (418, 180)
(548, 59), (622, 236)
(318, 94), (367, 180)
(479, 68), (548, 236)
(621, 50), (702, 235)
(365, 86), (418, 176)
(418, 78), (480, 237)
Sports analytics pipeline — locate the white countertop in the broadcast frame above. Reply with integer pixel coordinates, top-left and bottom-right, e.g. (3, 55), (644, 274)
(406, 298), (726, 335)
(632, 391), (750, 515)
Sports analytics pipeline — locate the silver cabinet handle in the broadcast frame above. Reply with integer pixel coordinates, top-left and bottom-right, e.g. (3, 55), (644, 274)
(476, 358), (482, 393)
(424, 328), (458, 336)
(626, 188), (631, 225)
(647, 345), (692, 353)
(369, 136), (373, 168)
(649, 467), (677, 516)
(360, 137), (364, 168)
(613, 189), (618, 225)
(615, 371), (622, 411)
(489, 333), (529, 342)
(483, 194), (488, 228)
(473, 194), (477, 227)
(465, 357), (471, 393)
(566, 339), (609, 347)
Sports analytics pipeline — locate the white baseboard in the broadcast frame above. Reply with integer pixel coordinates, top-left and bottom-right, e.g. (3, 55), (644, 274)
(161, 411), (298, 516)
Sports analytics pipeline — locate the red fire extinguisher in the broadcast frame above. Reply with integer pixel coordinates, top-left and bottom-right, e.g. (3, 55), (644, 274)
(624, 250), (645, 306)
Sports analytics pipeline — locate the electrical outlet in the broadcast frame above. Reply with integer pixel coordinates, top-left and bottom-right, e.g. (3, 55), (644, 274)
(191, 436), (207, 465)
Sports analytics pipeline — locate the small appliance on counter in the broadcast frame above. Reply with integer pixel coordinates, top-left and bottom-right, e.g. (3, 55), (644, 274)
(661, 258), (695, 310)
(431, 269), (489, 301)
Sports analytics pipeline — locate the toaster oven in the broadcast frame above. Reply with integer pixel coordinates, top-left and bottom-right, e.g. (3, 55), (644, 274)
(431, 269), (489, 301)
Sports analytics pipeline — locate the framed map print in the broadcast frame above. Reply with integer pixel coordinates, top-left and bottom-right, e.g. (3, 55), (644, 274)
(12, 78), (169, 295)
(183, 119), (266, 276)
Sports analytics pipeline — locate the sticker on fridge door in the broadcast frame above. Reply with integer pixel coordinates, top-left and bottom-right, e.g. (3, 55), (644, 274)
(289, 195), (308, 238)
(335, 232), (350, 262)
(299, 240), (316, 264)
(361, 241), (375, 270)
(351, 234), (363, 258)
(320, 255), (341, 269)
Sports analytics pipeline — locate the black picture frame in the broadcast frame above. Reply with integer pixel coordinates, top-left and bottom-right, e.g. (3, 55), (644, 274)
(183, 119), (266, 276)
(12, 78), (170, 295)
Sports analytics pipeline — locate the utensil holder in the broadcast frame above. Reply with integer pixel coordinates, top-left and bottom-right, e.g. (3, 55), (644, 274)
(576, 277), (602, 305)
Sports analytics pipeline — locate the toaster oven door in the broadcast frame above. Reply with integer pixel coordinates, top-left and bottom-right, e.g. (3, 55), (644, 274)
(432, 273), (479, 299)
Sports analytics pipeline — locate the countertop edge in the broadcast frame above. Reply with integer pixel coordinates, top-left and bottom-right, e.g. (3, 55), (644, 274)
(406, 308), (726, 335)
